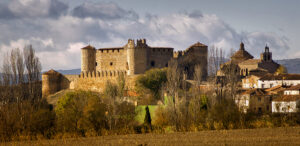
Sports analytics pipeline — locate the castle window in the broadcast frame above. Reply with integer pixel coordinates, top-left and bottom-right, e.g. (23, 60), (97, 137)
(110, 62), (113, 66)
(151, 61), (155, 67)
(95, 62), (97, 66)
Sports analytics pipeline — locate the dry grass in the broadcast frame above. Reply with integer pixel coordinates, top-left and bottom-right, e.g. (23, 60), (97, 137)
(3, 127), (300, 146)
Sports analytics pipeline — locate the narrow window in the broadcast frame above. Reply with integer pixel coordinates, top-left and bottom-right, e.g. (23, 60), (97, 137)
(110, 62), (113, 66)
(95, 62), (98, 66)
(151, 61), (155, 67)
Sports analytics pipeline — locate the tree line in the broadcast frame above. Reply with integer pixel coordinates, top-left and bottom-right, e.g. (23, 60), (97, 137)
(0, 45), (299, 142)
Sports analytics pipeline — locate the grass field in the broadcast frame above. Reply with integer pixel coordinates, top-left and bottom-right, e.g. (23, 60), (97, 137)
(3, 127), (300, 146)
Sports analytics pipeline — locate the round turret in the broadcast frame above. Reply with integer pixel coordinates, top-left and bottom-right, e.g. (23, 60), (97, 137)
(126, 39), (135, 75)
(81, 45), (96, 73)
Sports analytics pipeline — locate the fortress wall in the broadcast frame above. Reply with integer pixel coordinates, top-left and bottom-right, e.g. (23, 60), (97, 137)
(148, 47), (173, 68)
(177, 45), (208, 80)
(60, 75), (80, 90)
(72, 72), (138, 93)
(96, 48), (128, 72)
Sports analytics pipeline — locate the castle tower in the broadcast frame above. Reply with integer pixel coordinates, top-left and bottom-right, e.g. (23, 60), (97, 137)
(126, 39), (135, 75)
(81, 45), (96, 73)
(135, 38), (148, 74)
(126, 39), (148, 75)
(260, 45), (272, 62)
(42, 69), (61, 97)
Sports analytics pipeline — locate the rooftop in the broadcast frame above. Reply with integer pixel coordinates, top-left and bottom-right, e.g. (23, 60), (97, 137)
(286, 84), (300, 90)
(273, 95), (300, 102)
(81, 45), (95, 50)
(43, 69), (61, 75)
(231, 42), (254, 61)
(239, 59), (261, 65)
(260, 74), (300, 81)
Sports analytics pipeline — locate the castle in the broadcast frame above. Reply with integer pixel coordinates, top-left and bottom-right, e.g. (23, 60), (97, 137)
(42, 39), (208, 97)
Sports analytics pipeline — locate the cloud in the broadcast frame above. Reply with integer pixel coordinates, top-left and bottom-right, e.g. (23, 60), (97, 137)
(0, 2), (293, 71)
(0, 0), (68, 19)
(72, 2), (138, 20)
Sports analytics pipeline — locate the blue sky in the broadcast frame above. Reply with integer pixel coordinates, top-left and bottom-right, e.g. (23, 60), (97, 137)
(0, 0), (299, 70)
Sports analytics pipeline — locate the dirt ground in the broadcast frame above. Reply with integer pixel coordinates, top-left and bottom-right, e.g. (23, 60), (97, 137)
(3, 127), (300, 146)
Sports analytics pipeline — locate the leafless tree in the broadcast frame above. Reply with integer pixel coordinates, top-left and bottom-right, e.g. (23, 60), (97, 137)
(23, 45), (42, 101)
(208, 45), (225, 77)
(10, 49), (17, 85)
(16, 48), (25, 84)
(165, 59), (182, 130)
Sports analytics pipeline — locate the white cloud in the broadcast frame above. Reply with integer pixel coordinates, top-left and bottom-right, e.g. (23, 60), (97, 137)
(0, 0), (68, 19)
(72, 2), (138, 20)
(0, 2), (294, 71)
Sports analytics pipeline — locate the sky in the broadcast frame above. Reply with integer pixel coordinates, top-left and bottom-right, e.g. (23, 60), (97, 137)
(0, 0), (299, 71)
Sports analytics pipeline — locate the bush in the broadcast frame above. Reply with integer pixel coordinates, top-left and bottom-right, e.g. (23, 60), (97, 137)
(55, 91), (107, 135)
(136, 68), (167, 100)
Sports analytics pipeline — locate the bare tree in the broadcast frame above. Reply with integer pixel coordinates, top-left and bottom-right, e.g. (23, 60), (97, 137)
(165, 59), (181, 130)
(23, 45), (42, 101)
(16, 48), (25, 84)
(208, 46), (225, 77)
(10, 49), (17, 85)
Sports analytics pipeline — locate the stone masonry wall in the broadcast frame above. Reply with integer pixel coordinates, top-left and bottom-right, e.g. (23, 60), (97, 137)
(96, 48), (128, 72)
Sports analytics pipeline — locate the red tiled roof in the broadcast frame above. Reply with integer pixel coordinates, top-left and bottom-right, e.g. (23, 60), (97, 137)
(241, 89), (266, 95)
(260, 74), (300, 81)
(286, 84), (300, 90)
(273, 95), (300, 102)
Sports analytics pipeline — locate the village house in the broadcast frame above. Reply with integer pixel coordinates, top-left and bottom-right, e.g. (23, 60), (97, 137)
(284, 84), (300, 95)
(258, 74), (300, 89)
(235, 89), (272, 113)
(272, 85), (300, 113)
(242, 73), (267, 89)
(272, 96), (300, 113)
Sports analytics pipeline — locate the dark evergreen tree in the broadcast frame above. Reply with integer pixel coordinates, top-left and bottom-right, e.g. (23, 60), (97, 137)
(144, 106), (152, 131)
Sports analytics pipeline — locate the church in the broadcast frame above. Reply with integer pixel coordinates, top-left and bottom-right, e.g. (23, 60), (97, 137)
(218, 42), (280, 77)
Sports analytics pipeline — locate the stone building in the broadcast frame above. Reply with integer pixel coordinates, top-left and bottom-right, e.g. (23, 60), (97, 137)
(42, 39), (208, 97)
(218, 42), (280, 77)
(235, 89), (273, 113)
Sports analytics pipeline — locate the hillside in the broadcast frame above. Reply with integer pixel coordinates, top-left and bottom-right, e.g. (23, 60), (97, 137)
(275, 58), (300, 73)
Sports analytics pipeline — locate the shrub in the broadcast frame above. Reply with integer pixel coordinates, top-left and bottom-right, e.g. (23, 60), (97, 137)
(136, 68), (167, 100)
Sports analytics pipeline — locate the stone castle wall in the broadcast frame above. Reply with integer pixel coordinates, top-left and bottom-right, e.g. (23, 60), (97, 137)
(95, 48), (128, 72)
(42, 39), (208, 97)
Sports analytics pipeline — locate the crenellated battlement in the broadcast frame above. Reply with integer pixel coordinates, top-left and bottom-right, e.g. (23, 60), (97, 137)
(97, 48), (124, 54)
(79, 70), (127, 78)
(42, 39), (208, 97)
(173, 50), (187, 58)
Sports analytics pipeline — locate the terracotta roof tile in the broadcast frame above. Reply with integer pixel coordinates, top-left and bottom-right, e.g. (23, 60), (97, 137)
(260, 74), (300, 81)
(286, 84), (300, 90)
(273, 95), (300, 101)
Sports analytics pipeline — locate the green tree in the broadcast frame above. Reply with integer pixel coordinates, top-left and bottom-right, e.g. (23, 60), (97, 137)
(136, 68), (167, 100)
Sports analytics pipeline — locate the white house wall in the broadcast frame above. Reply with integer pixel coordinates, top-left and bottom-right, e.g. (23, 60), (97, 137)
(284, 90), (300, 95)
(272, 101), (299, 113)
(258, 80), (300, 89)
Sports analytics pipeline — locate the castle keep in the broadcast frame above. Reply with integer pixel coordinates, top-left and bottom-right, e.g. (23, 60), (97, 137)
(42, 39), (208, 97)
